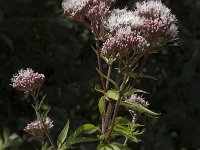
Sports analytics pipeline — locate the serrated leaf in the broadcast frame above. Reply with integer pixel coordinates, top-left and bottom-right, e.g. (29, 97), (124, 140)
(57, 120), (70, 148)
(96, 68), (119, 89)
(98, 97), (106, 118)
(120, 101), (160, 117)
(105, 90), (119, 101)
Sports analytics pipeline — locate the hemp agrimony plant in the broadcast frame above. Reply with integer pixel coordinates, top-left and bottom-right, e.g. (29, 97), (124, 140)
(11, 0), (179, 149)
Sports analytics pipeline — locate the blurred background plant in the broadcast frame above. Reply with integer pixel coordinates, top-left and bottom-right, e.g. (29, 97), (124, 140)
(0, 0), (200, 149)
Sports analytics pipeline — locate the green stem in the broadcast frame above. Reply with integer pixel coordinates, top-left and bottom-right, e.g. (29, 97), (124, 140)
(102, 60), (113, 134)
(32, 95), (57, 150)
(123, 137), (128, 146)
(105, 73), (129, 142)
(38, 112), (57, 150)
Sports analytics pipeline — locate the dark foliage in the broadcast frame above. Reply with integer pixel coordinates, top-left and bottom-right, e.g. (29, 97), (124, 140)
(0, 0), (200, 149)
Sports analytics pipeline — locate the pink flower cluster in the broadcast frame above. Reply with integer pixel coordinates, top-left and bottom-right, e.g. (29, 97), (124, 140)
(24, 118), (54, 137)
(102, 29), (149, 56)
(11, 68), (45, 94)
(62, 0), (178, 58)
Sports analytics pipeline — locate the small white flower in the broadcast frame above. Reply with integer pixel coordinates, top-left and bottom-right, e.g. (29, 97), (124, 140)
(24, 118), (54, 137)
(11, 68), (45, 94)
(105, 8), (144, 32)
(62, 0), (90, 20)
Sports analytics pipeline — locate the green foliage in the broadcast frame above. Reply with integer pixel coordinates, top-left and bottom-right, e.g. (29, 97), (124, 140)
(120, 101), (160, 117)
(98, 97), (106, 118)
(97, 142), (131, 150)
(58, 123), (99, 150)
(57, 120), (70, 149)
(105, 90), (119, 101)
(1, 0), (200, 149)
(0, 128), (22, 150)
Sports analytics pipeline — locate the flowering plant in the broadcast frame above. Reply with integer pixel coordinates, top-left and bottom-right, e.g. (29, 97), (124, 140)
(11, 0), (178, 149)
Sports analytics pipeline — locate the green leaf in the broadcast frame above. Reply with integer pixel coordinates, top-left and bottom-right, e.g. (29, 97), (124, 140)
(97, 142), (131, 150)
(96, 68), (119, 89)
(57, 120), (70, 148)
(98, 97), (106, 118)
(67, 137), (98, 145)
(91, 45), (97, 53)
(130, 73), (157, 80)
(38, 95), (46, 110)
(120, 101), (160, 117)
(125, 88), (149, 96)
(42, 143), (52, 150)
(105, 90), (119, 101)
(71, 124), (99, 138)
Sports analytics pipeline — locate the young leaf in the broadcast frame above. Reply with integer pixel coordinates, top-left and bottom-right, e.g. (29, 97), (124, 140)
(98, 96), (106, 118)
(130, 73), (157, 80)
(71, 124), (99, 138)
(96, 68), (119, 89)
(95, 85), (105, 94)
(105, 90), (119, 101)
(120, 101), (160, 117)
(125, 88), (149, 97)
(57, 120), (70, 148)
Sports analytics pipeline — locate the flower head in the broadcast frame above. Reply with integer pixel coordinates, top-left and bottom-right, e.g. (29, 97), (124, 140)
(105, 8), (144, 33)
(62, 0), (90, 21)
(24, 118), (54, 137)
(126, 94), (149, 108)
(126, 94), (149, 120)
(11, 68), (45, 94)
(102, 28), (149, 57)
(134, 0), (178, 44)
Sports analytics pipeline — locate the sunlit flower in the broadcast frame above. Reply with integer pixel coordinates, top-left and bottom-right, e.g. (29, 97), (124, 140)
(134, 0), (178, 44)
(62, 0), (90, 21)
(105, 8), (144, 32)
(24, 118), (54, 137)
(11, 68), (45, 94)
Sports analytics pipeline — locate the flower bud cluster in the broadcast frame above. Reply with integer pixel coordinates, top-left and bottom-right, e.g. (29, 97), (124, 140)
(87, 2), (110, 37)
(24, 118), (54, 137)
(101, 0), (178, 57)
(126, 94), (149, 120)
(62, 0), (178, 58)
(102, 28), (149, 56)
(126, 94), (149, 108)
(11, 68), (45, 94)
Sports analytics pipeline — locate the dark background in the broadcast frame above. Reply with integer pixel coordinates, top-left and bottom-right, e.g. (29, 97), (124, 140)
(0, 0), (200, 149)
